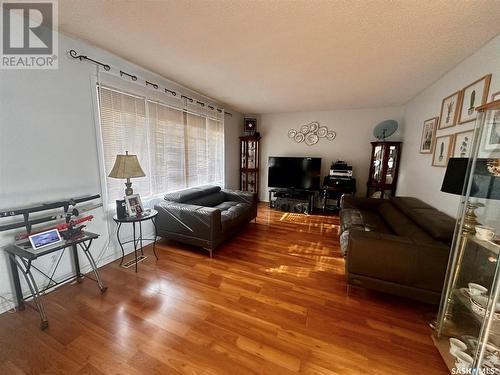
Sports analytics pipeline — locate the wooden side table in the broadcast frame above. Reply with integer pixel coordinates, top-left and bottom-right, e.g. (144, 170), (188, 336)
(113, 209), (159, 272)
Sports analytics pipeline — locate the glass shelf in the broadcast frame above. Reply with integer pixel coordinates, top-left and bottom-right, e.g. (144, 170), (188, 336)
(434, 100), (500, 374)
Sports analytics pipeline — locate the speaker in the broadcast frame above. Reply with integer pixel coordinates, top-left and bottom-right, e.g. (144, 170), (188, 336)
(116, 199), (127, 219)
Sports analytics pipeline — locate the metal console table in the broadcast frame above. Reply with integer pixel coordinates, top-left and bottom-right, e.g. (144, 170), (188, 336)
(5, 231), (107, 330)
(113, 209), (159, 273)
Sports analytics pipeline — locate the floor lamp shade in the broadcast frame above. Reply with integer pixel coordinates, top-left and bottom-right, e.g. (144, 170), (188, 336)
(441, 158), (500, 200)
(108, 151), (145, 196)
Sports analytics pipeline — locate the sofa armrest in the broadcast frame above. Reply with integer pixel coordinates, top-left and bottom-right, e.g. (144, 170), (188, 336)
(222, 189), (258, 206)
(347, 230), (449, 291)
(154, 201), (221, 241)
(341, 195), (385, 211)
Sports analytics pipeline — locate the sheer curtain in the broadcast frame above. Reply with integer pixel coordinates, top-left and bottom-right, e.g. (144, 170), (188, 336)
(98, 85), (224, 204)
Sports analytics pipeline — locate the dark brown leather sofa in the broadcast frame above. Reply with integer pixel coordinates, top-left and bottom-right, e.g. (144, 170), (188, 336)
(154, 185), (258, 257)
(339, 196), (455, 304)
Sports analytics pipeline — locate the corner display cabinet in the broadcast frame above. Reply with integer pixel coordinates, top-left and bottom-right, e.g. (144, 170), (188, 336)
(433, 99), (500, 374)
(240, 135), (261, 194)
(366, 141), (402, 199)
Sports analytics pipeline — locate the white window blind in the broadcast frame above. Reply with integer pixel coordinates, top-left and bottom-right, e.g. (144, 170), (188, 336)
(98, 86), (224, 204)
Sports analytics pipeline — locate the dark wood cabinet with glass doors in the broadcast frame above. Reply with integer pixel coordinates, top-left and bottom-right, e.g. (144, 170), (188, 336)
(240, 135), (261, 194)
(366, 141), (402, 199)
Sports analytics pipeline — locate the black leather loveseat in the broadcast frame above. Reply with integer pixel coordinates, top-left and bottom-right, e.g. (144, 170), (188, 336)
(154, 186), (258, 257)
(339, 196), (454, 304)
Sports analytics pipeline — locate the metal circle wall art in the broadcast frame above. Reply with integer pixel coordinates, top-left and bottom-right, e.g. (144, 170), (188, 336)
(300, 124), (310, 134)
(305, 133), (319, 146)
(326, 131), (337, 141)
(317, 126), (328, 138)
(288, 122), (336, 146)
(294, 132), (305, 143)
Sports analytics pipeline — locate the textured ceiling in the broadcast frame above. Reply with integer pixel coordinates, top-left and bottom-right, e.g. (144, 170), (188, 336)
(59, 0), (500, 114)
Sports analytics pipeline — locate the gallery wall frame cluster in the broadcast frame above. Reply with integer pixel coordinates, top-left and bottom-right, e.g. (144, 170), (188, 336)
(419, 74), (496, 167)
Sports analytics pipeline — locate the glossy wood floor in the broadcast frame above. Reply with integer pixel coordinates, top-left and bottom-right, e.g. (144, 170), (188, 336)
(0, 204), (448, 374)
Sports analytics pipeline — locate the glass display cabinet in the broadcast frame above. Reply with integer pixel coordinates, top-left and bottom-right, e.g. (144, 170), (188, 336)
(366, 141), (402, 199)
(434, 99), (500, 374)
(240, 135), (261, 194)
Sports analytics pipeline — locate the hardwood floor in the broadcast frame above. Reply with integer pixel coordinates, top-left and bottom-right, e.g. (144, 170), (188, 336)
(0, 204), (448, 374)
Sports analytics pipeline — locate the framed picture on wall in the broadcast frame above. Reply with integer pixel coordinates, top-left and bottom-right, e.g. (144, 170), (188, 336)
(491, 91), (500, 101)
(452, 130), (474, 158)
(458, 74), (491, 124)
(432, 134), (454, 167)
(483, 110), (500, 152)
(419, 116), (439, 153)
(438, 91), (461, 129)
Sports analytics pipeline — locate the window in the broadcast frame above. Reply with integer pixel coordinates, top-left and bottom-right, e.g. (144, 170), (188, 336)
(98, 86), (224, 203)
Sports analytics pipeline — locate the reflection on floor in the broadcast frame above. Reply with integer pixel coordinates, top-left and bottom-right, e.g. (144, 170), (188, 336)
(0, 203), (447, 374)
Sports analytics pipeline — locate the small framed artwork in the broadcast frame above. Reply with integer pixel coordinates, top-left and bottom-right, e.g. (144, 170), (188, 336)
(125, 194), (144, 217)
(244, 118), (257, 134)
(483, 110), (500, 152)
(452, 130), (474, 158)
(432, 135), (454, 167)
(458, 74), (492, 124)
(491, 91), (500, 101)
(438, 91), (461, 129)
(419, 116), (439, 154)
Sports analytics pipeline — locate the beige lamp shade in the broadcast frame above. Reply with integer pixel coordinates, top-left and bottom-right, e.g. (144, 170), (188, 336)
(108, 151), (145, 179)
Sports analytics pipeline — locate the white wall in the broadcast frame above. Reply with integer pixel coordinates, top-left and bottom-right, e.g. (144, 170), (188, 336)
(398, 35), (500, 217)
(258, 108), (404, 201)
(0, 32), (242, 312)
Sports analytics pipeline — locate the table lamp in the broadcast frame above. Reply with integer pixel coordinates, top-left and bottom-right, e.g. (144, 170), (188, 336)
(108, 151), (145, 196)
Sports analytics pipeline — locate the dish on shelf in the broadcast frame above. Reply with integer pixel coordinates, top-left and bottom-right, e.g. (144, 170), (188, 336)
(456, 336), (500, 370)
(470, 294), (500, 330)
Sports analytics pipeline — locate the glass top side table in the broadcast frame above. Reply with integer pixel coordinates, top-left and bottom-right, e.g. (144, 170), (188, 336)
(113, 209), (159, 272)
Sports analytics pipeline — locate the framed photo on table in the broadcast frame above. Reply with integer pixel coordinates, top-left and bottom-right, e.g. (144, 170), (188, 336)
(432, 134), (454, 167)
(438, 91), (461, 129)
(419, 117), (439, 153)
(125, 194), (144, 217)
(458, 74), (491, 124)
(452, 130), (474, 158)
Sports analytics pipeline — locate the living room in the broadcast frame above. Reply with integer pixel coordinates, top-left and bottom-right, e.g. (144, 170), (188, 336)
(1, 1), (500, 374)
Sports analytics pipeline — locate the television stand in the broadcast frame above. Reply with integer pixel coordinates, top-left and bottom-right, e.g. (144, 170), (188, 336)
(268, 188), (317, 214)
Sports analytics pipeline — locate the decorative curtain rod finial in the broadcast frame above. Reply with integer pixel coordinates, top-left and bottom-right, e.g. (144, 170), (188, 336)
(69, 49), (110, 71)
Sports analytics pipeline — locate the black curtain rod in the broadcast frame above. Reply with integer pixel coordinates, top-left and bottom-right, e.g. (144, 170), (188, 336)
(69, 49), (110, 71)
(146, 80), (159, 89)
(120, 70), (137, 81)
(69, 49), (232, 116)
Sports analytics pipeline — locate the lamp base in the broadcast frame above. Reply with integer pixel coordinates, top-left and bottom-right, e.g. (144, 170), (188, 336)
(125, 180), (133, 196)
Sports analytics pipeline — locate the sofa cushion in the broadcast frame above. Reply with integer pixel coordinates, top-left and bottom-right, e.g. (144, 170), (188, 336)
(218, 202), (252, 232)
(390, 197), (455, 242)
(358, 210), (393, 234)
(164, 185), (221, 203)
(188, 192), (226, 207)
(378, 202), (435, 244)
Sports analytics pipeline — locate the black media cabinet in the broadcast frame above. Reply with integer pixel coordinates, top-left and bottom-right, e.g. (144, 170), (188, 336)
(268, 188), (317, 214)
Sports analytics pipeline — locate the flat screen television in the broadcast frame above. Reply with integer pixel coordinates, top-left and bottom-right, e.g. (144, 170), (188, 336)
(268, 157), (321, 190)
